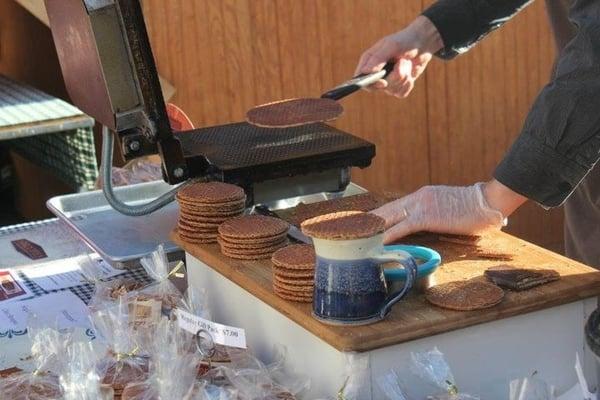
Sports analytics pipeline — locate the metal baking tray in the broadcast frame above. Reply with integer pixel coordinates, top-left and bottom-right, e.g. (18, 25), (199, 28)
(47, 181), (367, 267)
(47, 181), (181, 268)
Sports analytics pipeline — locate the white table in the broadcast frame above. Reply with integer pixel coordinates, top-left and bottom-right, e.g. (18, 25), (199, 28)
(187, 252), (599, 399)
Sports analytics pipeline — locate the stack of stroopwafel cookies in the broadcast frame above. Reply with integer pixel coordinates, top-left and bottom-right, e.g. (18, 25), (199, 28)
(270, 244), (315, 303)
(217, 215), (289, 259)
(176, 182), (246, 244)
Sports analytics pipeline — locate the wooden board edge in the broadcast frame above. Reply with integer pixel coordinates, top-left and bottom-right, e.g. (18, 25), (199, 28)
(174, 229), (600, 353)
(343, 283), (600, 351)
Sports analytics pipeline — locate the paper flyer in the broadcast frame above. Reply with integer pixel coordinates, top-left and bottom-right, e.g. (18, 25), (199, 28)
(0, 269), (33, 303)
(20, 255), (126, 292)
(0, 291), (91, 333)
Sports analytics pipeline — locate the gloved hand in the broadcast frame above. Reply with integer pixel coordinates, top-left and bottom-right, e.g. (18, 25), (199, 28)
(371, 183), (506, 244)
(354, 15), (443, 98)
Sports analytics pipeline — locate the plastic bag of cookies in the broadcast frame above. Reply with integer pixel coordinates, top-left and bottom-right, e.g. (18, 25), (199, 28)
(79, 255), (148, 312)
(126, 245), (183, 322)
(91, 298), (151, 398)
(0, 324), (70, 400)
(120, 318), (200, 400)
(59, 341), (112, 400)
(375, 347), (480, 400)
(218, 345), (308, 400)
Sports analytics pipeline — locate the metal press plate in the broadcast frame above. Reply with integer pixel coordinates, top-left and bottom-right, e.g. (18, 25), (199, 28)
(47, 181), (180, 266)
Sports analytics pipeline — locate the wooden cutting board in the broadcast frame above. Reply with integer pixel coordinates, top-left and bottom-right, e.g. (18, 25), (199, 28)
(172, 230), (600, 352)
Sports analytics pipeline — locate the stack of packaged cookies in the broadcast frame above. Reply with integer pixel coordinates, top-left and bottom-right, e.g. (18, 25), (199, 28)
(176, 182), (246, 244)
(0, 326), (66, 400)
(270, 244), (316, 303)
(0, 243), (312, 400)
(217, 215), (289, 260)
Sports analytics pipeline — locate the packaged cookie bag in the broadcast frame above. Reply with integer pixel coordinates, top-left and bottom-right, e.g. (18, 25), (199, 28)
(221, 345), (309, 400)
(91, 298), (150, 399)
(59, 341), (111, 400)
(0, 325), (70, 400)
(79, 255), (148, 312)
(376, 347), (480, 400)
(119, 318), (201, 400)
(127, 245), (183, 322)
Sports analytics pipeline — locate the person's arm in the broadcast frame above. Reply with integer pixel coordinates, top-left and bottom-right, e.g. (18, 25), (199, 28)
(374, 2), (600, 243)
(371, 180), (526, 244)
(494, 1), (600, 207)
(544, 0), (576, 54)
(354, 0), (533, 98)
(423, 0), (534, 59)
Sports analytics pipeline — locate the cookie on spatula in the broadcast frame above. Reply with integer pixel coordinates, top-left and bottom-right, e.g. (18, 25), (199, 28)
(246, 98), (343, 128)
(425, 279), (504, 311)
(484, 265), (560, 291)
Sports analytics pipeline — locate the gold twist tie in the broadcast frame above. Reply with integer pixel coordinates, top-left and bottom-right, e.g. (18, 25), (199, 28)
(116, 345), (140, 361)
(168, 261), (184, 278)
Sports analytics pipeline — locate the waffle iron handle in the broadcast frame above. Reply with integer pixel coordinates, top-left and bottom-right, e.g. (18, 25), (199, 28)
(320, 61), (395, 101)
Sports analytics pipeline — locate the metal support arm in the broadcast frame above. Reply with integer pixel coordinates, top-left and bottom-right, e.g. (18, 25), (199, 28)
(102, 126), (182, 216)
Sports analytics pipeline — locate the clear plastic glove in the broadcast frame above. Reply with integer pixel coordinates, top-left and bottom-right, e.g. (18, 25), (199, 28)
(371, 183), (506, 244)
(354, 16), (443, 98)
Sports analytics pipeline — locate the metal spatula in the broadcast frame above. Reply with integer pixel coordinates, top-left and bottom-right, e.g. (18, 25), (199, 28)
(246, 61), (395, 128)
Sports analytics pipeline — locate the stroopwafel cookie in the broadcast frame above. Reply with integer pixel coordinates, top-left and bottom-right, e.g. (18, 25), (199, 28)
(274, 274), (314, 287)
(300, 211), (385, 240)
(271, 244), (315, 302)
(271, 244), (315, 270)
(176, 182), (246, 244)
(273, 285), (313, 303)
(272, 265), (314, 279)
(217, 215), (289, 260)
(218, 215), (289, 240)
(176, 181), (245, 204)
(217, 236), (288, 251)
(220, 240), (288, 257)
(425, 280), (504, 311)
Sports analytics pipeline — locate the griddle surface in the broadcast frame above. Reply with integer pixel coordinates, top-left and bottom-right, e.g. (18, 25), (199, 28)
(176, 122), (373, 170)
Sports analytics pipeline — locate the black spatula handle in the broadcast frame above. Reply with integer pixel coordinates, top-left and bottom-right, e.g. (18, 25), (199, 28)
(321, 61), (396, 101)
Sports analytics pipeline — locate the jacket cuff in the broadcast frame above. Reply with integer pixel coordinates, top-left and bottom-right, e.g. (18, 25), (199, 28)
(421, 6), (468, 60)
(494, 133), (590, 208)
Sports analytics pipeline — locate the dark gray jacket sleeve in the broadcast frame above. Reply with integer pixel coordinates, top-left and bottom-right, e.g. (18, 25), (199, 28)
(422, 0), (533, 59)
(494, 0), (600, 207)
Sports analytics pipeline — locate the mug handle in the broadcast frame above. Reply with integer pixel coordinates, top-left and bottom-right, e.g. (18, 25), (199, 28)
(372, 249), (418, 319)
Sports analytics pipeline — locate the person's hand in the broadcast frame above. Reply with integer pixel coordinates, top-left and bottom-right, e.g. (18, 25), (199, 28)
(354, 16), (443, 98)
(371, 181), (526, 244)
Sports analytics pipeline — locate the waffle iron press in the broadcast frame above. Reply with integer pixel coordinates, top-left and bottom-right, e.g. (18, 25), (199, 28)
(44, 0), (375, 215)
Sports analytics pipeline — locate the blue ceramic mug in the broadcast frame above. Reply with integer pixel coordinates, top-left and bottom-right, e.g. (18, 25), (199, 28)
(311, 233), (417, 326)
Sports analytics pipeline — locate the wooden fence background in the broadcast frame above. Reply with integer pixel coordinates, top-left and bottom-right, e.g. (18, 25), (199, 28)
(0, 0), (565, 250)
(142, 0), (564, 250)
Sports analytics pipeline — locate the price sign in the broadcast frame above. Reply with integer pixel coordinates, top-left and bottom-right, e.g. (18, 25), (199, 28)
(175, 309), (247, 349)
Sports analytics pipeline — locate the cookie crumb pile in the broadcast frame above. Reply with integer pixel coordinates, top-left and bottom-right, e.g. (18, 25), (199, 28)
(176, 182), (246, 244)
(218, 215), (289, 260)
(270, 244), (316, 303)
